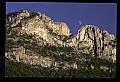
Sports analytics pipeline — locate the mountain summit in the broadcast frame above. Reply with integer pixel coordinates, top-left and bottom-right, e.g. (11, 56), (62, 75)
(5, 10), (116, 77)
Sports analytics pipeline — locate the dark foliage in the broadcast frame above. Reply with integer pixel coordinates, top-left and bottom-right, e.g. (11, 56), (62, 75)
(5, 57), (116, 78)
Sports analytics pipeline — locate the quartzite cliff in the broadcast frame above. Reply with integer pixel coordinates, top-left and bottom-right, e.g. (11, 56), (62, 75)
(5, 10), (116, 70)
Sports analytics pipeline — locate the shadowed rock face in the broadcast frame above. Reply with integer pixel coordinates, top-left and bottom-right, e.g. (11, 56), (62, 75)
(5, 9), (116, 69)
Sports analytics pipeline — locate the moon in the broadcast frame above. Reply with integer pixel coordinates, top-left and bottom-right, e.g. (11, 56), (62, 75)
(79, 21), (82, 25)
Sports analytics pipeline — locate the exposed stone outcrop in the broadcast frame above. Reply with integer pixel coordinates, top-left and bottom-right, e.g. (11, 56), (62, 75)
(5, 10), (116, 71)
(6, 10), (70, 47)
(5, 46), (78, 69)
(48, 22), (70, 36)
(5, 46), (53, 67)
(76, 25), (116, 62)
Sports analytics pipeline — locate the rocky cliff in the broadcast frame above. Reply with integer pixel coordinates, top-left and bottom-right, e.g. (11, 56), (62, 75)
(5, 10), (116, 71)
(76, 25), (116, 62)
(6, 10), (71, 47)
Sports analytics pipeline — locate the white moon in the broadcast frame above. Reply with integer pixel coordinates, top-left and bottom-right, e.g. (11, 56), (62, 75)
(79, 21), (82, 25)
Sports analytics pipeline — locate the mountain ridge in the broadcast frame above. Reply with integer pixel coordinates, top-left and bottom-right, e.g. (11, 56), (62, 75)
(5, 10), (116, 77)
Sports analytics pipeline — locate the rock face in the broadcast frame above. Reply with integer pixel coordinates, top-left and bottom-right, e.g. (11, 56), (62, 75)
(6, 10), (70, 47)
(5, 46), (78, 69)
(5, 10), (116, 70)
(5, 46), (53, 67)
(76, 25), (116, 62)
(48, 22), (70, 36)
